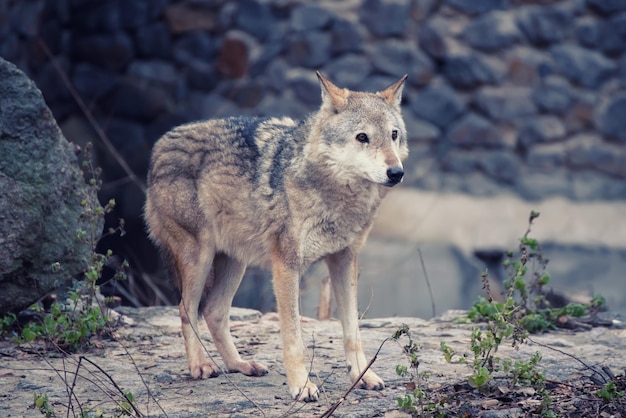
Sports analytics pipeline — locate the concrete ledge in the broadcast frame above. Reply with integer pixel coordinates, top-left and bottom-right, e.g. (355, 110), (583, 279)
(373, 188), (626, 252)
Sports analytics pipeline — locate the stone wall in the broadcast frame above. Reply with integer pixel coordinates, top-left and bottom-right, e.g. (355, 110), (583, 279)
(2, 0), (626, 207)
(2, 0), (625, 308)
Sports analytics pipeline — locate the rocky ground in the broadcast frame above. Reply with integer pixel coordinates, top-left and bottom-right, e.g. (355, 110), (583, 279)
(1, 306), (624, 417)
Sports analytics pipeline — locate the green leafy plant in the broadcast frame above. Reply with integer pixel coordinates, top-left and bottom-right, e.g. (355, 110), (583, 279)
(8, 143), (127, 351)
(0, 312), (17, 335)
(393, 326), (426, 413)
(34, 393), (54, 417)
(445, 212), (556, 413)
(597, 380), (625, 403)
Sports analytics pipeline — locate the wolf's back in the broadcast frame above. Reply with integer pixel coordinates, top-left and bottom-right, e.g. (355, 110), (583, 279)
(144, 116), (303, 270)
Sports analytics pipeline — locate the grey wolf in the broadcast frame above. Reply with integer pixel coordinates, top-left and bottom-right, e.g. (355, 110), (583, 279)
(144, 72), (409, 401)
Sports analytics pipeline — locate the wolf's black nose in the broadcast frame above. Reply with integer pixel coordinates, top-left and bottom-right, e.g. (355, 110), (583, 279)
(386, 167), (404, 185)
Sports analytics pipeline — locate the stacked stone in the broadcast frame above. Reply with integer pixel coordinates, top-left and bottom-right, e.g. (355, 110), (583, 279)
(1, 0), (625, 208)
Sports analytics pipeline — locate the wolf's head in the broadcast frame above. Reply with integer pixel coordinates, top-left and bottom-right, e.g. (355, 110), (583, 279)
(311, 72), (409, 188)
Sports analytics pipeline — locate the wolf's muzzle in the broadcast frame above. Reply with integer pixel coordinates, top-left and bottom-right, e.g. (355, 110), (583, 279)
(386, 167), (404, 186)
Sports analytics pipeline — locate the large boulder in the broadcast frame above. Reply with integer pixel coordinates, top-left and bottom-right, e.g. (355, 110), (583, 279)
(0, 57), (95, 314)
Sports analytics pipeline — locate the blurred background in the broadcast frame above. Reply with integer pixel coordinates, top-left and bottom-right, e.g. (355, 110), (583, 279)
(1, 0), (625, 318)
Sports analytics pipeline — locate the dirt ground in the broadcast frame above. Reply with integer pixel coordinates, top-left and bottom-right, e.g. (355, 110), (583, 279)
(1, 306), (624, 417)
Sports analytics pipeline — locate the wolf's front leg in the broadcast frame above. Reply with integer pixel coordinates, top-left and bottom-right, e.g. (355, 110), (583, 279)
(326, 249), (385, 390)
(272, 249), (319, 402)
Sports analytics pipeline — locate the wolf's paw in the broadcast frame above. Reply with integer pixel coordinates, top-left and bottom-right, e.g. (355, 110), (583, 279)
(355, 369), (385, 391)
(290, 380), (319, 402)
(190, 361), (220, 379)
(229, 360), (269, 376)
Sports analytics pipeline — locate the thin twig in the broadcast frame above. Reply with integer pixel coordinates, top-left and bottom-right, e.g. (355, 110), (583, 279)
(319, 337), (392, 418)
(526, 336), (608, 383)
(112, 337), (168, 417)
(79, 356), (144, 416)
(67, 356), (84, 418)
(36, 38), (146, 194)
(359, 281), (375, 321)
(418, 248), (436, 318)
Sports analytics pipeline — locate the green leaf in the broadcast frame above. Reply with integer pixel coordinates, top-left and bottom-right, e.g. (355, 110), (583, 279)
(468, 367), (492, 388)
(521, 237), (538, 249)
(21, 326), (37, 342)
(537, 274), (550, 285)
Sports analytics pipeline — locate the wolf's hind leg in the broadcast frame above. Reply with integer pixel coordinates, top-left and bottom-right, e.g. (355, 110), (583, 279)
(202, 253), (268, 377)
(177, 240), (220, 379)
(326, 249), (385, 391)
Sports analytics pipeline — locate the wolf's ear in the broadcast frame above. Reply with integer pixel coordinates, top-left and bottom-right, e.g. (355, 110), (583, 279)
(377, 74), (408, 109)
(317, 71), (349, 110)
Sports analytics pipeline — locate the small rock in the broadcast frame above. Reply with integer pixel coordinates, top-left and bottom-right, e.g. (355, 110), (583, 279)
(71, 62), (120, 99)
(330, 18), (365, 55)
(185, 60), (219, 93)
(564, 90), (597, 133)
(517, 115), (566, 151)
(229, 307), (262, 322)
(236, 0), (277, 41)
(226, 80), (266, 108)
(370, 39), (434, 86)
(444, 52), (500, 89)
(164, 2), (217, 34)
(410, 84), (465, 129)
(506, 46), (553, 86)
(172, 31), (217, 65)
(550, 44), (615, 89)
(250, 41), (284, 77)
(321, 54), (372, 90)
(532, 76), (572, 113)
(118, 0), (166, 30)
(480, 408), (525, 418)
(462, 11), (521, 52)
(287, 30), (331, 69)
(73, 33), (134, 72)
(587, 0), (626, 16)
(359, 0), (411, 37)
(71, 2), (119, 32)
(287, 70), (320, 106)
(134, 23), (172, 59)
(440, 150), (479, 174)
(265, 59), (290, 92)
(473, 86), (537, 121)
(444, 0), (509, 15)
(102, 79), (169, 122)
(517, 170), (572, 200)
(478, 152), (520, 184)
(155, 372), (174, 384)
(127, 60), (179, 86)
(576, 17), (626, 57)
(290, 5), (333, 31)
(566, 133), (626, 178)
(526, 142), (567, 171)
(596, 92), (626, 143)
(446, 112), (501, 148)
(418, 21), (449, 59)
(217, 31), (258, 79)
(516, 5), (573, 46)
(406, 118), (441, 143)
(10, 0), (45, 37)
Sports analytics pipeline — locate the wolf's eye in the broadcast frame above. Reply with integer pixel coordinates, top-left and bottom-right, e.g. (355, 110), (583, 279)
(356, 133), (369, 143)
(392, 130), (398, 141)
